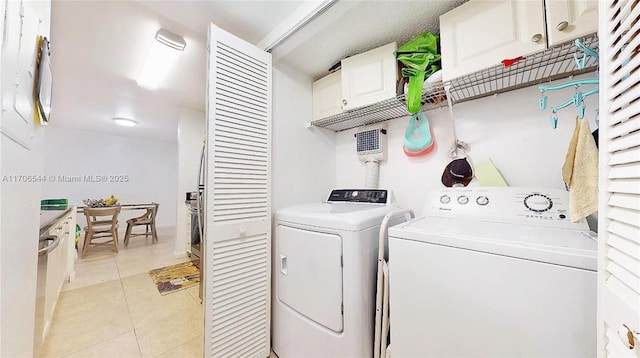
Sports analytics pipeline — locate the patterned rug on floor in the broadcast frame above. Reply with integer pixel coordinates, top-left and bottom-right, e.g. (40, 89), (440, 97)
(149, 261), (200, 295)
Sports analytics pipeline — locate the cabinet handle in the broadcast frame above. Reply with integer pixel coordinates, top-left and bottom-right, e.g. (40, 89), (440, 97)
(556, 21), (569, 31)
(531, 34), (543, 43)
(342, 99), (347, 106)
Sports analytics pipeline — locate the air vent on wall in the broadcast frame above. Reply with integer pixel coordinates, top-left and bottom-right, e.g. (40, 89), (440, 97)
(356, 123), (387, 162)
(355, 124), (387, 189)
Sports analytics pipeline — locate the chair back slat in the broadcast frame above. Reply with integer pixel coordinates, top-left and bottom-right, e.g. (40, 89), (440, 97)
(84, 206), (120, 231)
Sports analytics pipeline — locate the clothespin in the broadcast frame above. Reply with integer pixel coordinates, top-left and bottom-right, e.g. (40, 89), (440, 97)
(573, 91), (586, 118)
(578, 103), (586, 119)
(539, 93), (547, 110)
(550, 111), (558, 129)
(574, 52), (588, 70)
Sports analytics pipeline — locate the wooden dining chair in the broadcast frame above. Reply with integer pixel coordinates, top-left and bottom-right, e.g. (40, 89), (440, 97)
(124, 203), (159, 246)
(81, 206), (121, 258)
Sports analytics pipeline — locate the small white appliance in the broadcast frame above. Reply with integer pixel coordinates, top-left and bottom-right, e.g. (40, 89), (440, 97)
(273, 189), (401, 358)
(388, 187), (597, 357)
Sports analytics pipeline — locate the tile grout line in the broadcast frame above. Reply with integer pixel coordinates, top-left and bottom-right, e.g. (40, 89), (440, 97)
(58, 330), (137, 358)
(118, 258), (145, 358)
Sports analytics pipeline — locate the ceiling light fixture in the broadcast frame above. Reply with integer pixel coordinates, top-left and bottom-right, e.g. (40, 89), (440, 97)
(113, 117), (137, 127)
(137, 28), (187, 90)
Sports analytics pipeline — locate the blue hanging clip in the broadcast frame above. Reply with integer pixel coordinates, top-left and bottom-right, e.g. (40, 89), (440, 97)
(539, 94), (547, 110)
(550, 111), (558, 129)
(574, 53), (588, 70)
(578, 103), (586, 119)
(573, 91), (584, 107)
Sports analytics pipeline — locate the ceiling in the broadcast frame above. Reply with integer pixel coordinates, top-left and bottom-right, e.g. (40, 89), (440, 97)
(50, 0), (464, 142)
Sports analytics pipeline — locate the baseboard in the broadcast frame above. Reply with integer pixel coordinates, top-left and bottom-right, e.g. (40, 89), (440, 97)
(173, 250), (188, 259)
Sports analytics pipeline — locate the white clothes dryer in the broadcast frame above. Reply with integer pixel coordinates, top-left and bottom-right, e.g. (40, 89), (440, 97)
(388, 187), (597, 358)
(273, 189), (402, 358)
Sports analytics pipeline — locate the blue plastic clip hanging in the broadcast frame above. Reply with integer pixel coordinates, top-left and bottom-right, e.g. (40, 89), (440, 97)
(539, 95), (547, 110)
(578, 103), (586, 119)
(574, 53), (588, 70)
(550, 111), (558, 129)
(573, 91), (584, 107)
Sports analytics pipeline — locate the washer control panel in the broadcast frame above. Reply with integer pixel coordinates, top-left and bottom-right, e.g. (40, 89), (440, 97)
(426, 187), (587, 229)
(328, 189), (388, 204)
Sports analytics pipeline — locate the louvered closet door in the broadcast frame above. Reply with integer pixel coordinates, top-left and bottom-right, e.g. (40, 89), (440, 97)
(598, 0), (640, 356)
(205, 24), (272, 358)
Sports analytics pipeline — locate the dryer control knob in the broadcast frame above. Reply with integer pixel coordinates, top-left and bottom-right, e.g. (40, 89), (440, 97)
(476, 196), (489, 206)
(440, 195), (451, 204)
(457, 195), (469, 205)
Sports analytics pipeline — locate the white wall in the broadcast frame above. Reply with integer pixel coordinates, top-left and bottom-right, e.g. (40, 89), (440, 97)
(175, 108), (205, 255)
(272, 62), (336, 211)
(41, 127), (178, 228)
(0, 0), (50, 355)
(336, 76), (599, 216)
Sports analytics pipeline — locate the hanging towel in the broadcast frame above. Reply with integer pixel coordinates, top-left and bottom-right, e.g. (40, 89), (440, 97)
(562, 118), (581, 185)
(562, 117), (599, 222)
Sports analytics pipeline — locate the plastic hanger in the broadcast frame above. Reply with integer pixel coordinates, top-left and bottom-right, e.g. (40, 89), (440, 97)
(549, 88), (599, 116)
(538, 39), (600, 128)
(539, 78), (599, 92)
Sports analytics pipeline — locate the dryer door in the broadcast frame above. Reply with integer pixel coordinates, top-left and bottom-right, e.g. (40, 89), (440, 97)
(276, 225), (343, 332)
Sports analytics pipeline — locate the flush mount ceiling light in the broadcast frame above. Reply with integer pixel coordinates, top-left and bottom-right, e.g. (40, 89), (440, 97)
(137, 28), (187, 90)
(113, 117), (137, 127)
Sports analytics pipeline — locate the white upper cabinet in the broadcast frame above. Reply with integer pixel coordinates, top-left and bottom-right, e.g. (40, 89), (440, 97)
(440, 0), (546, 81)
(440, 0), (599, 81)
(340, 42), (398, 111)
(312, 70), (342, 121)
(545, 0), (599, 46)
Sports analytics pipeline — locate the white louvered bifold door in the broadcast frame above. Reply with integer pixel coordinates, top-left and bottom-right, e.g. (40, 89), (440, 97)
(598, 0), (640, 356)
(205, 24), (272, 358)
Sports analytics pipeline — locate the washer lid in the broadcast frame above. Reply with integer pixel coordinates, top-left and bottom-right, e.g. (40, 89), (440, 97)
(276, 202), (399, 231)
(388, 216), (597, 271)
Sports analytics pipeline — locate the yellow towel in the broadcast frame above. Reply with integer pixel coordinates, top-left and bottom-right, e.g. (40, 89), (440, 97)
(562, 117), (599, 222)
(562, 118), (580, 185)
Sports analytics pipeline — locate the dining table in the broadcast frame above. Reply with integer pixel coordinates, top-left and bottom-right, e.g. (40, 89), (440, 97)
(76, 203), (156, 214)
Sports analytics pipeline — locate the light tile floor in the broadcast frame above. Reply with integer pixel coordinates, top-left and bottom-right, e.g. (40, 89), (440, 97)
(42, 228), (204, 358)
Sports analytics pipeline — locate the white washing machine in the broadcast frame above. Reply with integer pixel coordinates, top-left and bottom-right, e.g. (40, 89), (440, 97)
(388, 187), (597, 358)
(273, 189), (402, 358)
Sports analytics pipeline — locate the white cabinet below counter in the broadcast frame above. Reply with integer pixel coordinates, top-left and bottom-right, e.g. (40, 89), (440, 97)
(440, 0), (598, 81)
(311, 42), (398, 121)
(38, 207), (76, 342)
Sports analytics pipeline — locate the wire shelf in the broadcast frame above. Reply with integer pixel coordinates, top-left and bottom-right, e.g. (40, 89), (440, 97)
(309, 33), (599, 132)
(447, 33), (599, 103)
(309, 82), (448, 132)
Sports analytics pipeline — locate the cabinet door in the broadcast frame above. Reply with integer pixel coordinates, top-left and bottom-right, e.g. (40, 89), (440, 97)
(546, 0), (598, 46)
(440, 0), (546, 81)
(312, 70), (342, 121)
(341, 42), (398, 111)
